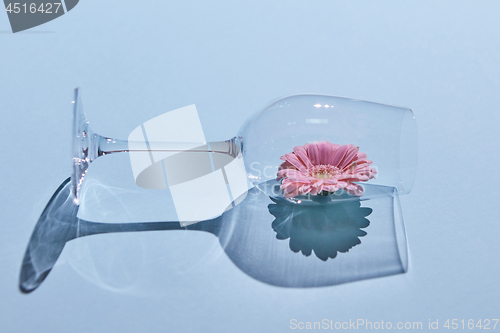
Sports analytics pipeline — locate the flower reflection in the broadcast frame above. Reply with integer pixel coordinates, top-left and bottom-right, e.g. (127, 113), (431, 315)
(268, 197), (372, 261)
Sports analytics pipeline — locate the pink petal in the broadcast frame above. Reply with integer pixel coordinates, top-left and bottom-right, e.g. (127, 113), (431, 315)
(281, 179), (298, 189)
(287, 175), (312, 183)
(278, 160), (295, 171)
(353, 159), (370, 169)
(283, 153), (307, 172)
(331, 144), (349, 167)
(337, 181), (348, 189)
(323, 184), (338, 192)
(356, 152), (367, 160)
(311, 180), (324, 194)
(306, 143), (321, 165)
(293, 146), (313, 168)
(281, 169), (311, 180)
(339, 145), (359, 169)
(283, 183), (301, 197)
(277, 168), (306, 181)
(317, 141), (335, 165)
(345, 184), (364, 196)
(322, 178), (338, 185)
(325, 143), (340, 165)
(338, 176), (362, 182)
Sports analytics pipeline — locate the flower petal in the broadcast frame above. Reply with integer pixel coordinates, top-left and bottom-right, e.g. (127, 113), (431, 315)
(309, 181), (323, 195)
(317, 141), (335, 165)
(323, 184), (339, 193)
(283, 153), (307, 172)
(324, 142), (340, 165)
(282, 182), (301, 198)
(331, 144), (349, 167)
(356, 152), (367, 160)
(278, 161), (295, 171)
(306, 143), (321, 165)
(339, 145), (359, 169)
(322, 178), (339, 185)
(280, 169), (312, 182)
(345, 183), (364, 196)
(337, 181), (348, 189)
(293, 145), (313, 168)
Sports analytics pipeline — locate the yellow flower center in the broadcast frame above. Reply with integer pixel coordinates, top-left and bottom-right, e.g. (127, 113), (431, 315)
(307, 165), (340, 180)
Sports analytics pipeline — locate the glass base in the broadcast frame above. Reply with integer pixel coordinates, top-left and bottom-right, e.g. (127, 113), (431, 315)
(71, 88), (98, 204)
(256, 179), (400, 205)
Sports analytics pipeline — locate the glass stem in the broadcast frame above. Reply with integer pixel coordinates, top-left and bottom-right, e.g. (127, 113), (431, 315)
(94, 135), (239, 159)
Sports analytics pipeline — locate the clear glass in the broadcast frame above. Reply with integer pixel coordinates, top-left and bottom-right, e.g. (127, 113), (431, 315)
(72, 90), (417, 210)
(20, 89), (416, 292)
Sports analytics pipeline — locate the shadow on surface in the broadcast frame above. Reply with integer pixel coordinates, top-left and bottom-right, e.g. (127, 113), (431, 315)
(21, 177), (406, 292)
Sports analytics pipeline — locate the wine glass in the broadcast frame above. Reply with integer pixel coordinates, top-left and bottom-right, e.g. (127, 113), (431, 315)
(71, 88), (417, 211)
(20, 89), (416, 292)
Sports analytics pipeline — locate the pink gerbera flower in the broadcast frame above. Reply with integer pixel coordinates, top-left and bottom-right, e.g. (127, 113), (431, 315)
(277, 141), (377, 198)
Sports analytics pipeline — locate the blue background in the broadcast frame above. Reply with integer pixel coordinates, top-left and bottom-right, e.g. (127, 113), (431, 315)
(1, 0), (499, 332)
